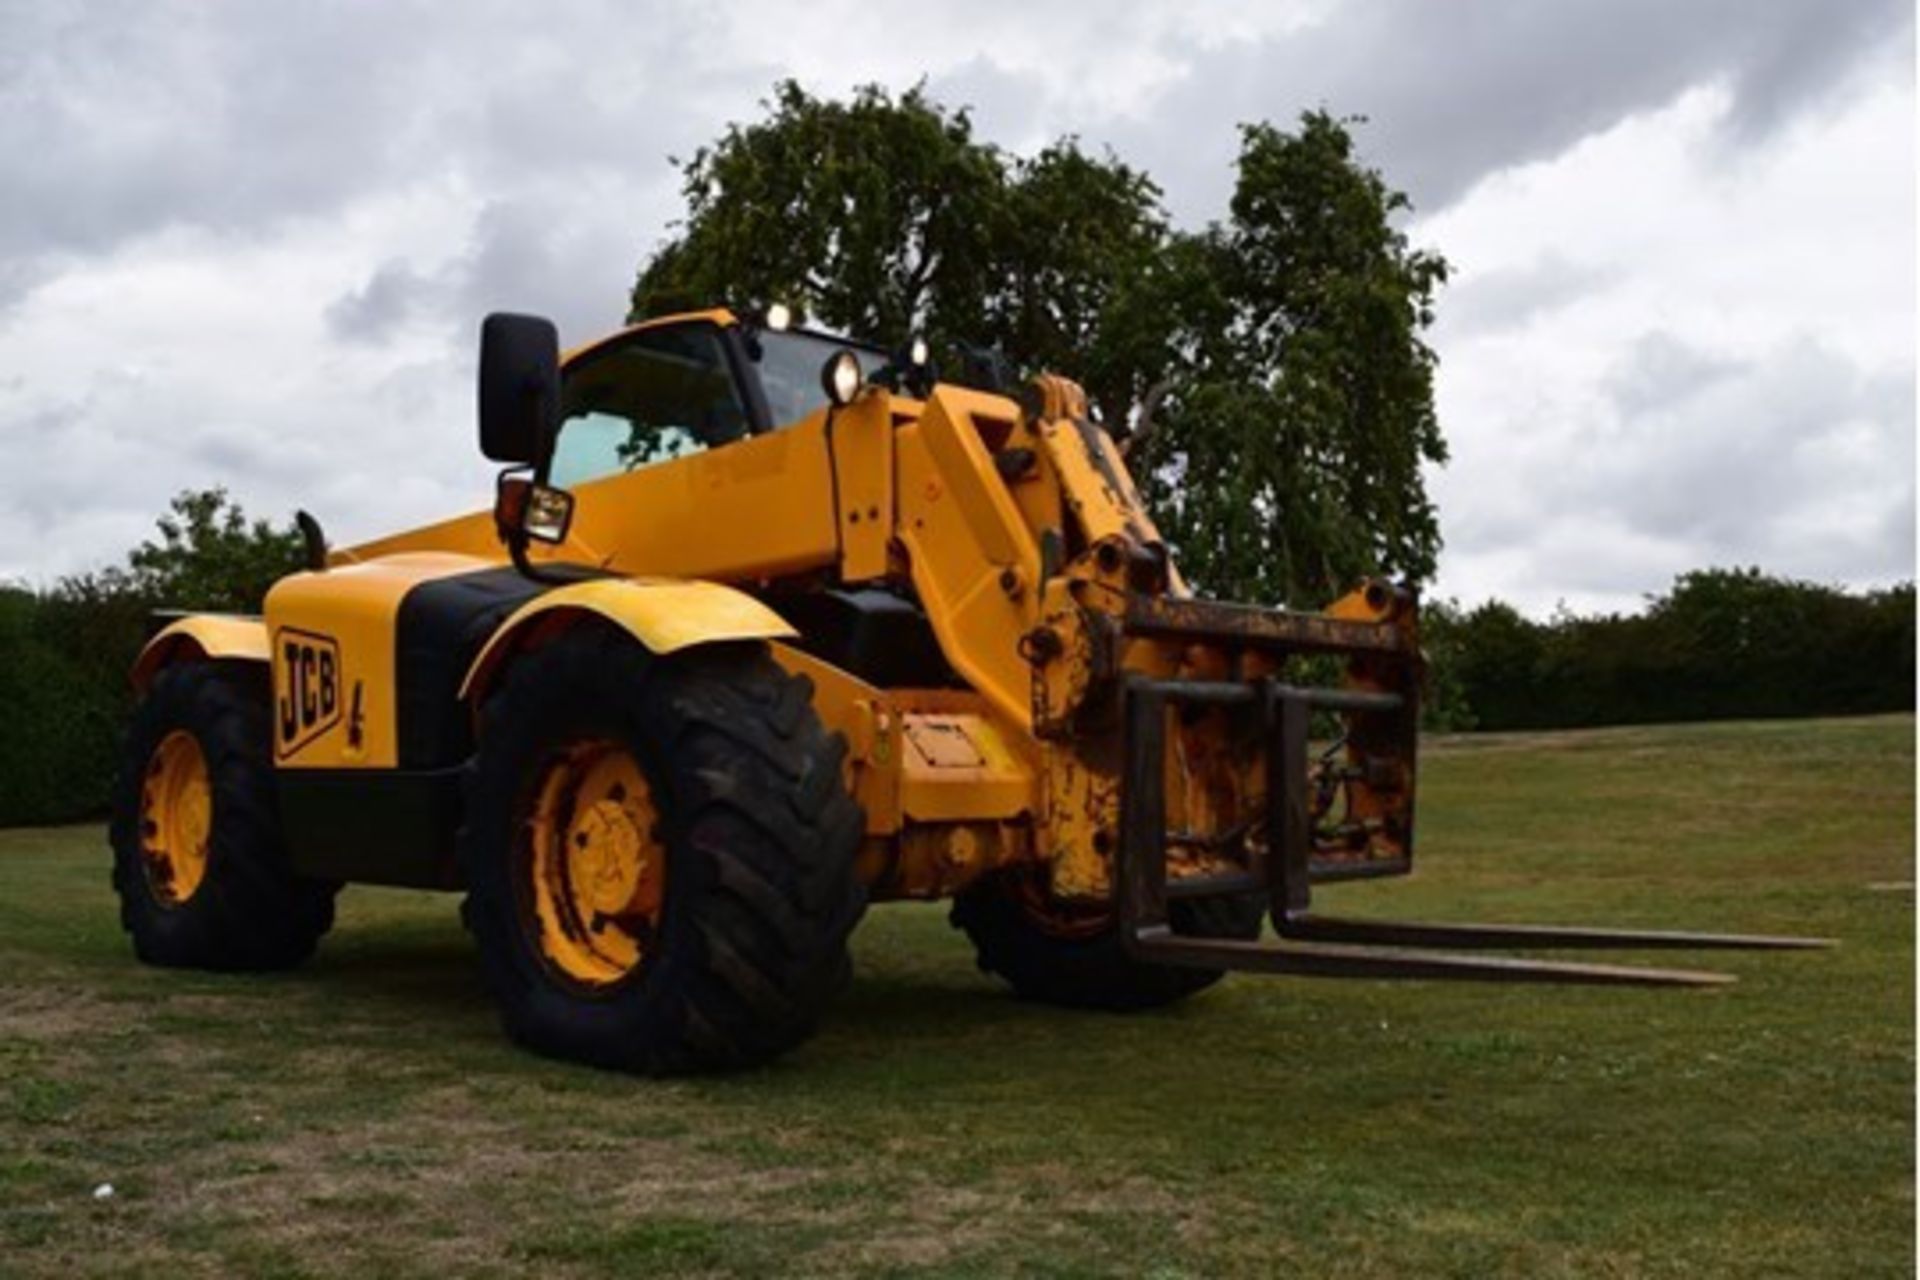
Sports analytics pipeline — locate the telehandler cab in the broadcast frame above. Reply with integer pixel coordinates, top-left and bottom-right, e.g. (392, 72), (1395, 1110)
(111, 306), (1826, 1073)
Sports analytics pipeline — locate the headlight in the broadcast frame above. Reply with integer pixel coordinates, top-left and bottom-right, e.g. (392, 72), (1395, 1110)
(821, 349), (863, 407)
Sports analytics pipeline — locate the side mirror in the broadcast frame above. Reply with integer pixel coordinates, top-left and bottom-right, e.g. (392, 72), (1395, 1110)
(478, 313), (560, 464)
(495, 473), (575, 546)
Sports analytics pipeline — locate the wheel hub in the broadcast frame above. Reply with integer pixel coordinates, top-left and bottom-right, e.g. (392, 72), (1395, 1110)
(525, 739), (667, 987)
(569, 798), (649, 915)
(140, 730), (211, 906)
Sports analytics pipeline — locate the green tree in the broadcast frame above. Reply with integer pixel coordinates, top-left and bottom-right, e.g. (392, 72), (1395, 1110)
(632, 81), (1006, 346)
(101, 487), (305, 613)
(40, 487), (302, 715)
(981, 140), (1169, 427)
(1, 488), (303, 825)
(1131, 116), (1449, 606)
(1447, 600), (1549, 729)
(630, 86), (1448, 608)
(1414, 597), (1479, 731)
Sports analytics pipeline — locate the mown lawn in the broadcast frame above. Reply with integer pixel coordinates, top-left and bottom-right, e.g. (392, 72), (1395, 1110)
(0, 715), (1911, 1277)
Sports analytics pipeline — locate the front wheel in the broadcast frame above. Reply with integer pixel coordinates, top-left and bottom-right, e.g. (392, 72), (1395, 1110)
(459, 629), (866, 1074)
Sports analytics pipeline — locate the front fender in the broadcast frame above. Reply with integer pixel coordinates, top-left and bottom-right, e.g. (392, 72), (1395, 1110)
(131, 615), (270, 693)
(458, 577), (797, 703)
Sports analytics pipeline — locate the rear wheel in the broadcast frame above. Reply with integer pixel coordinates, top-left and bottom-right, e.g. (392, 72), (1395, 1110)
(951, 873), (1264, 1011)
(459, 628), (865, 1074)
(108, 663), (338, 970)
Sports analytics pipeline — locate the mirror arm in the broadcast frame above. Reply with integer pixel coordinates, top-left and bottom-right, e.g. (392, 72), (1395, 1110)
(504, 520), (584, 587)
(506, 527), (565, 585)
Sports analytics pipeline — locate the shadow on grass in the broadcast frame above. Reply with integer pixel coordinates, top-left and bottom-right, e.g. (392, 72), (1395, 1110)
(302, 932), (489, 1014)
(833, 971), (1040, 1036)
(280, 918), (1049, 1068)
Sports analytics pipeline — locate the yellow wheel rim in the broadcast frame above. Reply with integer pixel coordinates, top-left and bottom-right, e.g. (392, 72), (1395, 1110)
(140, 730), (212, 906)
(524, 739), (667, 988)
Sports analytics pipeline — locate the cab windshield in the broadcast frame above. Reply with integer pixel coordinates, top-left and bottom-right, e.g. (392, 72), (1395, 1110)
(546, 321), (888, 489)
(751, 329), (886, 428)
(549, 323), (748, 489)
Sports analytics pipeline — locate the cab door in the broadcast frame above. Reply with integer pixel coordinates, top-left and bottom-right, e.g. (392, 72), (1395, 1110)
(550, 320), (840, 582)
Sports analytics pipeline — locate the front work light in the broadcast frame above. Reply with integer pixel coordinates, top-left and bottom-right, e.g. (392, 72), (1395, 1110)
(763, 301), (793, 332)
(524, 483), (575, 544)
(493, 475), (575, 545)
(822, 349), (863, 407)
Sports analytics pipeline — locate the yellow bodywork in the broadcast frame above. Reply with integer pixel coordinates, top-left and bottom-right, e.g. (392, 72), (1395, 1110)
(252, 554), (798, 770)
(132, 615), (271, 692)
(341, 412), (842, 582)
(771, 642), (1036, 898)
(459, 577), (796, 701)
(135, 305), (1419, 911)
(266, 553), (491, 769)
(893, 387), (1042, 731)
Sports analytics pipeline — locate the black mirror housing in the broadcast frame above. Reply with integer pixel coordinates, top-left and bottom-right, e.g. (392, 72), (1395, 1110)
(478, 313), (560, 464)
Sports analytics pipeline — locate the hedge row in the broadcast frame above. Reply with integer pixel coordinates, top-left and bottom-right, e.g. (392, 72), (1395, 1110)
(2, 561), (1910, 827)
(2, 489), (304, 827)
(1422, 569), (1914, 732)
(0, 588), (143, 825)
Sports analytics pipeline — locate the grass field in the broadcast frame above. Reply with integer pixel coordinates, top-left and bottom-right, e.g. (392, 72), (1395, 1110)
(0, 715), (1911, 1277)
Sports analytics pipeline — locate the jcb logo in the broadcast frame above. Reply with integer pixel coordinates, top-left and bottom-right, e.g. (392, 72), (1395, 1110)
(275, 628), (341, 756)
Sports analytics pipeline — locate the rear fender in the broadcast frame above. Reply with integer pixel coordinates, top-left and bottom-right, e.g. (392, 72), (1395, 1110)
(131, 616), (270, 693)
(458, 578), (797, 704)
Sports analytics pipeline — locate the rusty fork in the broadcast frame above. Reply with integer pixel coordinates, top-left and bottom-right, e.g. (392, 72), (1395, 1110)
(1116, 673), (1833, 987)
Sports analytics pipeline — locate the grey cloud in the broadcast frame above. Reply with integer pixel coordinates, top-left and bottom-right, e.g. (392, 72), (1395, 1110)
(1090, 0), (1912, 223)
(185, 418), (329, 487)
(924, 56), (1053, 152)
(1438, 253), (1620, 338)
(325, 192), (663, 352)
(1, 4), (418, 257)
(1718, 0), (1911, 140)
(1488, 334), (1913, 598)
(453, 199), (613, 337)
(325, 259), (443, 343)
(0, 257), (57, 317)
(1603, 331), (1744, 419)
(461, 204), (664, 344)
(2, 0), (1909, 607)
(8, 1), (1898, 313)
(0, 0), (753, 308)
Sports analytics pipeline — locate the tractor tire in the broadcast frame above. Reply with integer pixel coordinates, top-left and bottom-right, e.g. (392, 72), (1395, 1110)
(951, 876), (1264, 1012)
(458, 628), (865, 1074)
(108, 662), (338, 970)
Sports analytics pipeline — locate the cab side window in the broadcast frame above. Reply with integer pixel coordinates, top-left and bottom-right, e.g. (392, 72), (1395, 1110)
(550, 325), (750, 488)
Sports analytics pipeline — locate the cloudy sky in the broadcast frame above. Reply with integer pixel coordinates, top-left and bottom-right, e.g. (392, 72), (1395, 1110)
(3, 0), (1912, 614)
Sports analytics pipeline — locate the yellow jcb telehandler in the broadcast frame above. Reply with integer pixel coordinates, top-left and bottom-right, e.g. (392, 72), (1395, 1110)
(111, 306), (1825, 1073)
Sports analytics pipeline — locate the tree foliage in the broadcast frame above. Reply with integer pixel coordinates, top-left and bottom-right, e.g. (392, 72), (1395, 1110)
(631, 83), (1446, 606)
(97, 487), (305, 614)
(0, 490), (302, 825)
(633, 82), (1005, 349)
(1135, 118), (1448, 606)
